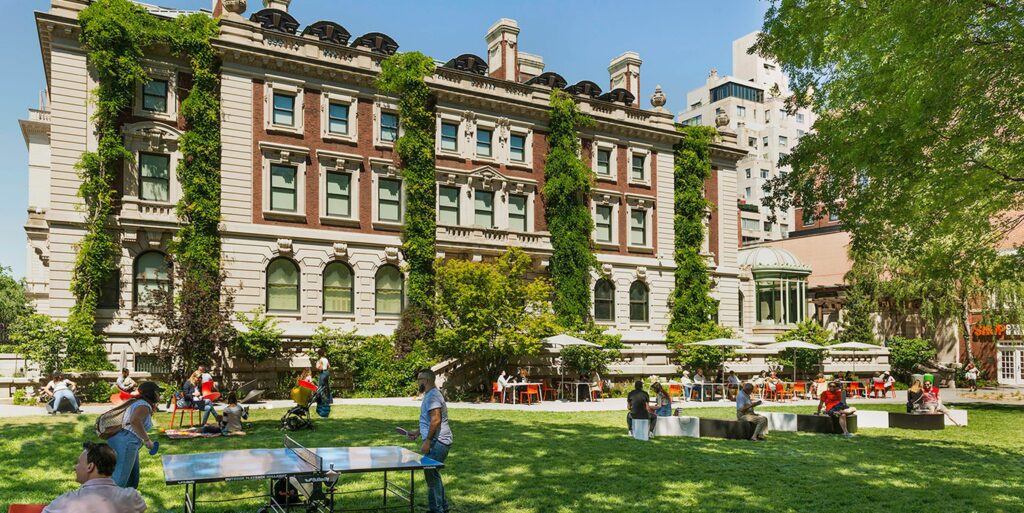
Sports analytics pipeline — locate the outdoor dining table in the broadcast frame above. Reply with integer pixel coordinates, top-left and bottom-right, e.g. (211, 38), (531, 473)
(688, 382), (728, 402)
(563, 381), (594, 402)
(505, 382), (544, 405)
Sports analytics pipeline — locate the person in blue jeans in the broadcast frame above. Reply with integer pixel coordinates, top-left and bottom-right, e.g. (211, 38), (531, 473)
(108, 381), (162, 488)
(652, 382), (672, 417)
(44, 372), (81, 414)
(182, 371), (221, 425)
(405, 369), (452, 513)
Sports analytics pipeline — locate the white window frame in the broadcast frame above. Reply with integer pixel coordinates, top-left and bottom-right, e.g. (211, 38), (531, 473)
(259, 141), (309, 221)
(133, 65), (179, 122)
(505, 127), (533, 170)
(370, 160), (405, 229)
(473, 188), (497, 229)
(592, 194), (620, 248)
(592, 139), (617, 182)
(263, 76), (305, 136)
(735, 105), (746, 118)
(627, 146), (652, 186)
(122, 121), (182, 209)
(373, 97), (401, 148)
(435, 112), (463, 158)
(473, 119), (498, 163)
(779, 135), (788, 147)
(319, 86), (359, 144)
(316, 149), (362, 227)
(507, 192), (530, 233)
(625, 195), (655, 252)
(437, 183), (462, 226)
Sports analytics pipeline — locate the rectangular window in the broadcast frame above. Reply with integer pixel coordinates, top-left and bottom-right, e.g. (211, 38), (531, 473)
(736, 105), (746, 118)
(327, 102), (349, 135)
(269, 164), (297, 212)
(779, 135), (788, 146)
(803, 212), (814, 226)
(745, 169), (751, 179)
(510, 134), (526, 162)
(761, 169), (770, 179)
(440, 122), (458, 151)
(779, 109), (787, 120)
(762, 137), (768, 147)
(380, 112), (398, 142)
(142, 80), (168, 113)
(796, 113), (805, 123)
(476, 128), (493, 157)
(438, 185), (460, 225)
(744, 187), (752, 198)
(829, 212), (840, 222)
(595, 205), (613, 243)
(474, 190), (494, 228)
(710, 82), (764, 103)
(378, 178), (402, 222)
(764, 221), (772, 232)
(596, 149), (611, 176)
(139, 153), (170, 202)
(797, 129), (806, 137)
(742, 218), (760, 232)
(630, 210), (647, 246)
(325, 171), (351, 217)
(631, 154), (646, 181)
(272, 93), (295, 126)
(748, 137), (757, 147)
(765, 110), (771, 122)
(508, 194), (528, 232)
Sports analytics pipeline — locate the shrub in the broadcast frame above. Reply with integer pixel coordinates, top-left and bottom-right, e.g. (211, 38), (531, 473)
(232, 307), (283, 369)
(669, 322), (736, 374)
(309, 327), (433, 397)
(79, 381), (117, 403)
(560, 345), (613, 378)
(886, 336), (937, 381)
(12, 388), (35, 406)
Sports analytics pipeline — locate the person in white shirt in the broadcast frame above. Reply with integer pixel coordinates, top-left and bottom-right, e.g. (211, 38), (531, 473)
(44, 372), (81, 414)
(727, 371), (742, 400)
(679, 370), (694, 402)
(43, 441), (147, 513)
(115, 369), (137, 394)
(693, 369), (707, 401)
(883, 371), (896, 394)
(316, 349), (331, 401)
(496, 370), (510, 402)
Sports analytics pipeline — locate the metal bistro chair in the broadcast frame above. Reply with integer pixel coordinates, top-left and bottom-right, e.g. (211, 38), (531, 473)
(519, 384), (541, 405)
(170, 391), (197, 428)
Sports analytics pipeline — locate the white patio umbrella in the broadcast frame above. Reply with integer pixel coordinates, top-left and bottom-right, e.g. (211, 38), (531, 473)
(828, 342), (880, 376)
(689, 338), (751, 348)
(766, 340), (825, 381)
(542, 334), (601, 400)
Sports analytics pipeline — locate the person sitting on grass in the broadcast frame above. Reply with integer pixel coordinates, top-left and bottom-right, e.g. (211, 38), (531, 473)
(922, 380), (961, 426)
(736, 383), (767, 442)
(652, 382), (672, 417)
(43, 441), (147, 513)
(44, 372), (81, 414)
(816, 381), (857, 438)
(626, 380), (656, 436)
(220, 391), (248, 435)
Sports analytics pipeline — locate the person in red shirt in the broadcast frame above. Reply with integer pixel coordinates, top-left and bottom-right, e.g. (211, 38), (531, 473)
(816, 381), (858, 437)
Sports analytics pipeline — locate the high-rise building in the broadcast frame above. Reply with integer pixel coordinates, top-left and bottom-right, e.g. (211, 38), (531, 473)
(679, 32), (816, 244)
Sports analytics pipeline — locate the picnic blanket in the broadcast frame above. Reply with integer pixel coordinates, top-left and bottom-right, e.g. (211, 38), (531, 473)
(163, 428), (247, 439)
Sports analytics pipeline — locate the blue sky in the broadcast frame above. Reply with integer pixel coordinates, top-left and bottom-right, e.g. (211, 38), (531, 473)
(0, 0), (768, 279)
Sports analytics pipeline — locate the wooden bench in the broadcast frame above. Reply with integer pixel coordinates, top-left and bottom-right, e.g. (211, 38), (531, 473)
(698, 417), (757, 439)
(888, 412), (945, 430)
(796, 414), (858, 434)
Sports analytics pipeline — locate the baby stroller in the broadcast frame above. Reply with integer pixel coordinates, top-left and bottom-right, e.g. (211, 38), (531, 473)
(280, 381), (327, 431)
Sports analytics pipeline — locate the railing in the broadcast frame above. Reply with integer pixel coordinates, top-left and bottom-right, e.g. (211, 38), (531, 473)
(120, 197), (178, 221)
(28, 109), (50, 122)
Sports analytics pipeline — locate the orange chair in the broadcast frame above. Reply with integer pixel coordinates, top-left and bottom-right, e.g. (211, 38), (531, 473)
(8, 505), (47, 513)
(170, 392), (197, 428)
(200, 380), (221, 402)
(792, 382), (807, 399)
(491, 382), (502, 403)
(774, 382), (790, 401)
(519, 384), (540, 405)
(542, 380), (559, 401)
(846, 382), (863, 399)
(590, 381), (604, 402)
(668, 383), (682, 400)
(763, 383), (777, 401)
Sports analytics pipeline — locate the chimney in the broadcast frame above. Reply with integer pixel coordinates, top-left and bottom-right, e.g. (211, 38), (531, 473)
(263, 0), (291, 11)
(517, 52), (544, 82)
(608, 51), (642, 108)
(485, 19), (520, 81)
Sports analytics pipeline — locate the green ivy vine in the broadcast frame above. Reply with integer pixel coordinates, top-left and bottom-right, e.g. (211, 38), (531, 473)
(376, 52), (437, 321)
(543, 90), (597, 328)
(668, 125), (719, 335)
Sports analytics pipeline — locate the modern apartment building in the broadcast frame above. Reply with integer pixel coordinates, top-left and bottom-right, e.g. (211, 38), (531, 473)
(679, 32), (816, 244)
(21, 0), (752, 376)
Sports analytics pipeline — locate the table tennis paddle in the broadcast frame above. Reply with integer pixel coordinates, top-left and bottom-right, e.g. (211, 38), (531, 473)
(149, 441), (160, 455)
(395, 427), (413, 439)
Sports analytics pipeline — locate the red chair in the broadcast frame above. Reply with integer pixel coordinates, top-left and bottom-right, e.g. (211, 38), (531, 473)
(668, 384), (682, 400)
(519, 384), (540, 405)
(792, 382), (807, 399)
(590, 381), (604, 402)
(170, 392), (197, 428)
(846, 382), (863, 399)
(491, 383), (503, 403)
(8, 505), (47, 513)
(542, 381), (559, 401)
(763, 383), (777, 401)
(774, 382), (790, 401)
(201, 380), (221, 402)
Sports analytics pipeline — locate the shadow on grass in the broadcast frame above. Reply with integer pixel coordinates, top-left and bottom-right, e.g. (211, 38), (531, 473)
(1, 403), (1022, 513)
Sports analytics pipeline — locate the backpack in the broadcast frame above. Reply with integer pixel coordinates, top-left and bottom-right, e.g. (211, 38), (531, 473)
(316, 402), (331, 418)
(95, 398), (146, 439)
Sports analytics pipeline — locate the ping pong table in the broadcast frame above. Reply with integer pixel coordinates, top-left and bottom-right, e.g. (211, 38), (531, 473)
(162, 435), (443, 513)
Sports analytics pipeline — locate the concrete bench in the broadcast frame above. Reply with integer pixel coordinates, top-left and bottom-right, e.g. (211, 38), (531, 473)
(854, 410), (890, 429)
(698, 417), (757, 440)
(888, 412), (944, 430)
(945, 409), (968, 426)
(796, 414), (858, 434)
(764, 412), (797, 432)
(652, 416), (700, 437)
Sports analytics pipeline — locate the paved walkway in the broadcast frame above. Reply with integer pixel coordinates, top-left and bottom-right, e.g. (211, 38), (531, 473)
(2, 388), (995, 418)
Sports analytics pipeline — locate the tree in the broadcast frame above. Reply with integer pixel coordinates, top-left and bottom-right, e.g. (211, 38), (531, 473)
(544, 90), (597, 328)
(0, 266), (32, 348)
(669, 323), (736, 375)
(560, 345), (613, 379)
(837, 256), (878, 344)
(431, 248), (560, 382)
(775, 319), (834, 380)
(887, 336), (937, 382)
(232, 307), (283, 370)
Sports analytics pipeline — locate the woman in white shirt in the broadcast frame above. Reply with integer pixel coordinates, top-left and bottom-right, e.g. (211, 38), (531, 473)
(45, 372), (81, 414)
(108, 381), (162, 488)
(316, 349), (331, 400)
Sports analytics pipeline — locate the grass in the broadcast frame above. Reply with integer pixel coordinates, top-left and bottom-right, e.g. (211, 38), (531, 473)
(1, 403), (1023, 513)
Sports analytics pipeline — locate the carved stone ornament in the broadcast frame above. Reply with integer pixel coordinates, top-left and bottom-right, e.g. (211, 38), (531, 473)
(601, 263), (613, 276)
(384, 246), (400, 262)
(650, 84), (667, 111)
(223, 0), (247, 15)
(275, 238), (293, 255)
(332, 242), (348, 259)
(715, 112), (730, 128)
(635, 266), (648, 280)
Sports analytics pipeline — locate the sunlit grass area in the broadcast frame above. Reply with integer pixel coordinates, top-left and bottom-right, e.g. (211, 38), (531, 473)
(1, 403), (1022, 512)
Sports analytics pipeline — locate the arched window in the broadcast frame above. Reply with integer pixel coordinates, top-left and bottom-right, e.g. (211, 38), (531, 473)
(134, 251), (172, 307)
(375, 265), (404, 315)
(266, 258), (300, 311)
(629, 281), (648, 323)
(323, 262), (354, 314)
(594, 279), (615, 322)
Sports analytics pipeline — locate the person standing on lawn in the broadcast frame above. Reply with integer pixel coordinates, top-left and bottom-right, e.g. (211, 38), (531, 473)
(405, 369), (453, 513)
(315, 349), (331, 400)
(964, 363), (979, 392)
(816, 381), (857, 438)
(736, 383), (767, 442)
(108, 382), (162, 488)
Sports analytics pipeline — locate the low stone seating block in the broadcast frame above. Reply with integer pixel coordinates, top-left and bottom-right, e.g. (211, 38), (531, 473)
(631, 418), (650, 441)
(854, 410), (890, 429)
(652, 416), (700, 437)
(796, 414), (858, 434)
(764, 412), (798, 432)
(699, 417), (757, 440)
(945, 409), (968, 426)
(888, 412), (944, 430)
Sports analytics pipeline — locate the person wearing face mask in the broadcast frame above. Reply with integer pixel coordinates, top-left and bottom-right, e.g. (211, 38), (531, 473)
(403, 369), (453, 513)
(43, 441), (147, 513)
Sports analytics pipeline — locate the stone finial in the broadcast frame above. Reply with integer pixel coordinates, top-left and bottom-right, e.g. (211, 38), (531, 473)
(650, 84), (667, 112)
(223, 0), (246, 14)
(709, 68), (719, 79)
(263, 0), (290, 11)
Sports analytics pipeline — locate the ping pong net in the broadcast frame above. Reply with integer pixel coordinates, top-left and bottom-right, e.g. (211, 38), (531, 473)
(284, 435), (323, 473)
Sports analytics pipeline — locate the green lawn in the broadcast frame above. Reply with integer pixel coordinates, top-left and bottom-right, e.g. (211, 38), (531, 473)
(1, 403), (1022, 512)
